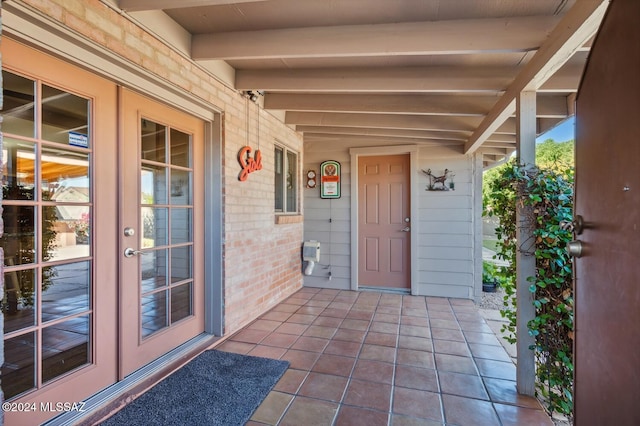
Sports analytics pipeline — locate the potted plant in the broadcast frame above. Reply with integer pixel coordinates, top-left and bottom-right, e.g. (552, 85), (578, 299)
(482, 260), (499, 292)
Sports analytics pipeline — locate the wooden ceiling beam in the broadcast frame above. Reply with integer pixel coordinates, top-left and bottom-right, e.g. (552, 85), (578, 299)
(464, 0), (608, 154)
(303, 133), (464, 147)
(193, 16), (559, 60)
(265, 93), (498, 116)
(236, 66), (513, 93)
(295, 126), (470, 141)
(118, 0), (269, 12)
(285, 112), (483, 132)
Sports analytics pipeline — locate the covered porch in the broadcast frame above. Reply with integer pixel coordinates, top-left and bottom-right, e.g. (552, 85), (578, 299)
(218, 288), (551, 426)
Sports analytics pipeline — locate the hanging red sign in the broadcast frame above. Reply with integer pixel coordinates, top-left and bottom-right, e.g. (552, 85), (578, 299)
(238, 146), (263, 181)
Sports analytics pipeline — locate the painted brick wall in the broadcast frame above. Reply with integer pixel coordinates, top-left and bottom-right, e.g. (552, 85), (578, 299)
(17, 0), (304, 335)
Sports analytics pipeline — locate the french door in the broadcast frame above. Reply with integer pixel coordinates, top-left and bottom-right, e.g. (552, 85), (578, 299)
(1, 40), (207, 424)
(119, 89), (205, 377)
(1, 38), (118, 425)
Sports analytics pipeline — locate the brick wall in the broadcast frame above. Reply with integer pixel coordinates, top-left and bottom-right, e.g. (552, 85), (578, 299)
(17, 0), (304, 335)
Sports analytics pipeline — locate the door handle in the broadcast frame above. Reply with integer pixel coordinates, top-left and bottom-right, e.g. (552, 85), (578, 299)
(567, 240), (584, 258)
(400, 226), (411, 232)
(561, 215), (584, 235)
(124, 247), (144, 258)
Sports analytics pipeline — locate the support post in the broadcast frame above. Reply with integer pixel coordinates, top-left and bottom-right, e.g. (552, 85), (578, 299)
(515, 90), (537, 396)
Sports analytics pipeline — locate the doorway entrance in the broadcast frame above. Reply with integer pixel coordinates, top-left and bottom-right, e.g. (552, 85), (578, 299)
(357, 154), (411, 290)
(1, 39), (209, 423)
(119, 89), (206, 377)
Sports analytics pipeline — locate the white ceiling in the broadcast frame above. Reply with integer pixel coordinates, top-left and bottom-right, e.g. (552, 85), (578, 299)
(115, 0), (608, 166)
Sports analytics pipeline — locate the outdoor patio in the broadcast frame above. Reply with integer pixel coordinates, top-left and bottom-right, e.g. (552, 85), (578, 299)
(214, 287), (553, 426)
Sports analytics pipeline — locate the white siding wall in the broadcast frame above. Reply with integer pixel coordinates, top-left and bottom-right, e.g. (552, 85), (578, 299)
(302, 141), (352, 290)
(303, 140), (482, 300)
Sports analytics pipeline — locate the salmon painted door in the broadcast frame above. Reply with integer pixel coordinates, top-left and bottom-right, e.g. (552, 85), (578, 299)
(358, 155), (411, 289)
(1, 39), (118, 425)
(120, 89), (205, 377)
(574, 0), (640, 424)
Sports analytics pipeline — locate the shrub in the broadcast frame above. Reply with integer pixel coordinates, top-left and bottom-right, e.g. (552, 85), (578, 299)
(484, 160), (574, 419)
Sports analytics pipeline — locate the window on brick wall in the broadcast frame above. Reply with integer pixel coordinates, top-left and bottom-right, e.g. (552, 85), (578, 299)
(274, 145), (298, 213)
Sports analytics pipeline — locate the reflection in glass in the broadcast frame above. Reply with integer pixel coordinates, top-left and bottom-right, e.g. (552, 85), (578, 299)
(2, 138), (36, 200)
(1, 205), (36, 266)
(45, 205), (90, 262)
(171, 246), (192, 284)
(170, 208), (192, 244)
(42, 262), (90, 323)
(141, 166), (167, 205)
(41, 147), (90, 200)
(286, 150), (298, 213)
(170, 169), (191, 205)
(142, 291), (167, 338)
(142, 207), (168, 248)
(42, 85), (89, 146)
(2, 269), (36, 333)
(275, 147), (284, 211)
(170, 129), (191, 168)
(2, 332), (36, 399)
(141, 249), (168, 292)
(171, 283), (192, 324)
(2, 71), (36, 138)
(42, 316), (90, 383)
(141, 119), (166, 163)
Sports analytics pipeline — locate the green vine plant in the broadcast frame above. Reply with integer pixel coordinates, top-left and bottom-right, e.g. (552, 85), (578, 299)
(484, 160), (575, 419)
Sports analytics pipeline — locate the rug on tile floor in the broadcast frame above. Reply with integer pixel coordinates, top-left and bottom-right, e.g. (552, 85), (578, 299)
(100, 350), (289, 426)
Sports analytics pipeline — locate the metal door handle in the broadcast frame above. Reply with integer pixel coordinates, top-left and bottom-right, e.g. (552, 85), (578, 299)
(401, 227), (411, 232)
(124, 247), (144, 258)
(567, 240), (584, 258)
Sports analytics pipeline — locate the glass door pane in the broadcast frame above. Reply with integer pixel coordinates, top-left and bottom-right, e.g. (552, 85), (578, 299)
(139, 120), (194, 339)
(1, 72), (93, 400)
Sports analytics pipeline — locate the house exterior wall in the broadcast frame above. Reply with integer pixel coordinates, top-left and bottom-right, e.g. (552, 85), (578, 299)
(303, 140), (482, 299)
(1, 3), (4, 422)
(4, 0), (303, 337)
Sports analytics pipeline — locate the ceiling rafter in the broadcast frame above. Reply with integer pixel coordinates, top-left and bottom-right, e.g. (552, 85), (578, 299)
(464, 0), (608, 154)
(118, 0), (270, 12)
(116, 0), (600, 167)
(193, 16), (560, 60)
(236, 66), (514, 93)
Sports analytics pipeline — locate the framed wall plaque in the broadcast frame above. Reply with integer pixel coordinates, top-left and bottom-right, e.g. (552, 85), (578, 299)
(320, 160), (341, 199)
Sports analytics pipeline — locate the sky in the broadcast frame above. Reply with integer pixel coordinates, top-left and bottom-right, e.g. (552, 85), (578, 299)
(536, 116), (575, 143)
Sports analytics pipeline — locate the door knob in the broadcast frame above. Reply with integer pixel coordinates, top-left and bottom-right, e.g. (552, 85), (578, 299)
(401, 226), (411, 232)
(561, 215), (584, 235)
(566, 240), (584, 258)
(124, 247), (144, 258)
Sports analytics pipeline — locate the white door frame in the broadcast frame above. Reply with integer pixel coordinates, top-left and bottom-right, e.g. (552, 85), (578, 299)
(349, 145), (419, 294)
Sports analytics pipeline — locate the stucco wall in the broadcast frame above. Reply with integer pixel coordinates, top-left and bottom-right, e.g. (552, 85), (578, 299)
(10, 0), (304, 336)
(303, 140), (481, 299)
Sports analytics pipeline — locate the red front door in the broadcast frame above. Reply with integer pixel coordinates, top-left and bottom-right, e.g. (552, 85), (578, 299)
(574, 0), (640, 424)
(358, 154), (411, 290)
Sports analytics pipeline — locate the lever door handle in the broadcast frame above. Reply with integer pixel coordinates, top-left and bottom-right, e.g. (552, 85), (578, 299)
(124, 248), (144, 258)
(400, 227), (411, 232)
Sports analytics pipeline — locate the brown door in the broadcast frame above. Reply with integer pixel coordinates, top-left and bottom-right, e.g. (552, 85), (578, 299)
(119, 89), (205, 376)
(358, 154), (411, 289)
(1, 39), (118, 424)
(574, 0), (640, 424)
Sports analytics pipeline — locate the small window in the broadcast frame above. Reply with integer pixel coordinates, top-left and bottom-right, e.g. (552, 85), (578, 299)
(275, 145), (298, 213)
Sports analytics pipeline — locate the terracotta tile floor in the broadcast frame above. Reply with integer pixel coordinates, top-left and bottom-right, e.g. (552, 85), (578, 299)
(215, 288), (553, 426)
